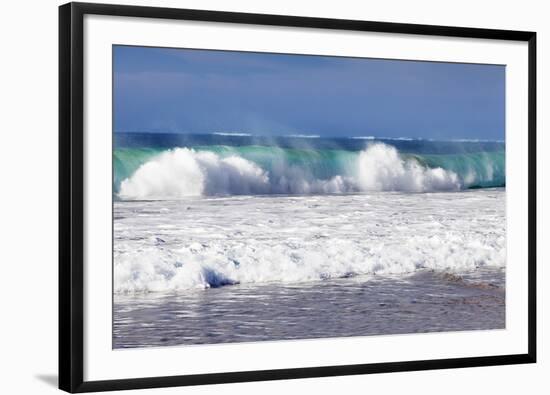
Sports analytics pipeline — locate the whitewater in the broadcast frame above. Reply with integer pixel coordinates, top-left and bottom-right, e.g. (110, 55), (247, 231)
(114, 189), (505, 293)
(117, 145), (459, 199)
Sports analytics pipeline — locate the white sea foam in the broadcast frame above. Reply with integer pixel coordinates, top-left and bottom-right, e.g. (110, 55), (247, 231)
(114, 190), (505, 293)
(118, 143), (461, 199)
(451, 138), (505, 143)
(356, 144), (460, 192)
(287, 134), (321, 138)
(383, 137), (417, 141)
(119, 148), (270, 199)
(213, 132), (252, 136)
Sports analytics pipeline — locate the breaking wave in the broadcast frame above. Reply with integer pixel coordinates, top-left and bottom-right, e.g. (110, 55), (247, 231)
(114, 229), (505, 293)
(115, 143), (504, 199)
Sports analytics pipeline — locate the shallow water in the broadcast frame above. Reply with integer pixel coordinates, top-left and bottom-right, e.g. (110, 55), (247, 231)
(113, 268), (504, 348)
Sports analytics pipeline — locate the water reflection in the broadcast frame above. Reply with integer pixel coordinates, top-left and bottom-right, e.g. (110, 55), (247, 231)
(113, 268), (504, 348)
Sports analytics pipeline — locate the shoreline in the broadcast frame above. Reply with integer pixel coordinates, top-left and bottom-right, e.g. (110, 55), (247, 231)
(113, 268), (505, 348)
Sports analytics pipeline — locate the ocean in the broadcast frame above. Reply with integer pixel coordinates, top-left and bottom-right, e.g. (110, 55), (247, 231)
(113, 133), (505, 348)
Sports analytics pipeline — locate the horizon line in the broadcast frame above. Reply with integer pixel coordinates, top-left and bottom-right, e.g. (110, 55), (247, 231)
(114, 130), (505, 143)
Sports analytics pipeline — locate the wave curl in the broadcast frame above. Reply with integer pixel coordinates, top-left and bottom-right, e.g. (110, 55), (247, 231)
(117, 143), (503, 199)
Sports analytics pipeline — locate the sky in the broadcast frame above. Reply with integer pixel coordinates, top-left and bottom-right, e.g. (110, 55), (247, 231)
(113, 45), (505, 140)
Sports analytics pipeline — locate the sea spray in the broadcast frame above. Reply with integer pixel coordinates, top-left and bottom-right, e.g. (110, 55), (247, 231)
(355, 144), (460, 192)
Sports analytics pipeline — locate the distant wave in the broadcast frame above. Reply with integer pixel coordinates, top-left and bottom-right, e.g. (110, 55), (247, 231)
(351, 136), (418, 141)
(349, 136), (504, 143)
(116, 143), (504, 199)
(390, 137), (415, 141)
(286, 134), (321, 138)
(451, 138), (505, 143)
(213, 132), (252, 137)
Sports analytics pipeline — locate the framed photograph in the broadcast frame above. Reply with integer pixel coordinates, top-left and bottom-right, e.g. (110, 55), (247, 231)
(59, 2), (536, 392)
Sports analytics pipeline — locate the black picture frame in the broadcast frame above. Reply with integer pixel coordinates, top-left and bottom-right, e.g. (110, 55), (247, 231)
(59, 2), (537, 393)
